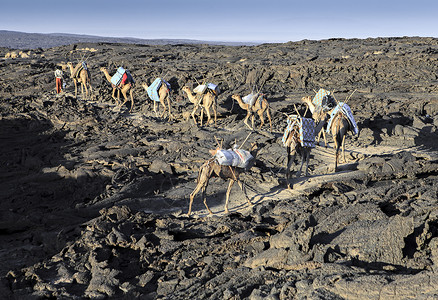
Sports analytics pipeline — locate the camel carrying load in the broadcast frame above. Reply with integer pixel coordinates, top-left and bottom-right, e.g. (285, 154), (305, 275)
(66, 61), (92, 99)
(100, 66), (136, 112)
(282, 114), (317, 188)
(326, 102), (358, 135)
(146, 78), (171, 102)
(182, 83), (218, 126)
(188, 139), (259, 216)
(282, 115), (316, 148)
(143, 78), (173, 120)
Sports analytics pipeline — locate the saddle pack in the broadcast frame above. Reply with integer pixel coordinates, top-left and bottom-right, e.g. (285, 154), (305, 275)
(111, 67), (126, 86)
(282, 115), (315, 148)
(215, 148), (254, 169)
(194, 83), (219, 95)
(313, 88), (335, 110)
(147, 78), (171, 102)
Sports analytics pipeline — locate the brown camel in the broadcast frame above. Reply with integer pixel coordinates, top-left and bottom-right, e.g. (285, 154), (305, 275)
(100, 67), (135, 112)
(324, 111), (351, 172)
(142, 81), (173, 120)
(66, 62), (92, 99)
(182, 86), (217, 126)
(301, 96), (329, 146)
(188, 143), (259, 216)
(231, 93), (272, 131)
(283, 116), (324, 188)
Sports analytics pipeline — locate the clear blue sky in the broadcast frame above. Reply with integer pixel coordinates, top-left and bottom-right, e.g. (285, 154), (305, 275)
(1, 0), (437, 43)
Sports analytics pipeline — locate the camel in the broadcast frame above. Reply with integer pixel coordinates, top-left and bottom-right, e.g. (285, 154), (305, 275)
(66, 62), (92, 99)
(182, 86), (217, 126)
(301, 96), (329, 146)
(142, 80), (173, 120)
(283, 116), (323, 188)
(100, 67), (135, 112)
(188, 143), (259, 216)
(231, 93), (272, 132)
(303, 93), (357, 172)
(320, 110), (351, 172)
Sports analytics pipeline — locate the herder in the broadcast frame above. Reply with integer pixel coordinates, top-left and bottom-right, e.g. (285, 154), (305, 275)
(54, 67), (63, 94)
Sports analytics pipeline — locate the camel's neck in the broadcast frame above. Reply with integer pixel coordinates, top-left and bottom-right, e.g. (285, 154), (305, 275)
(185, 89), (198, 103)
(304, 99), (316, 114)
(101, 69), (112, 82)
(234, 96), (248, 109)
(68, 64), (74, 76)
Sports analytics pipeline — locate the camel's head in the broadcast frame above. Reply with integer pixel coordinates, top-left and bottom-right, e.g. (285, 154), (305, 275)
(66, 62), (73, 67)
(99, 67), (107, 72)
(231, 94), (239, 101)
(181, 86), (190, 94)
(141, 82), (148, 90)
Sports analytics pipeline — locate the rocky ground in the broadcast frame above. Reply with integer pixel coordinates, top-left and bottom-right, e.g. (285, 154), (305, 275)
(0, 37), (438, 299)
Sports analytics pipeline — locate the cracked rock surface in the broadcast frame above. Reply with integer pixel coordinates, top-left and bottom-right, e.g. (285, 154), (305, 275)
(1, 37), (438, 299)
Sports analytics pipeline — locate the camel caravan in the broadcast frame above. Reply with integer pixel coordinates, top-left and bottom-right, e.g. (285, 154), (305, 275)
(53, 59), (359, 215)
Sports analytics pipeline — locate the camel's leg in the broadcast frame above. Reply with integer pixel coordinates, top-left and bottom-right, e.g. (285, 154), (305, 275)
(243, 112), (252, 130)
(224, 179), (235, 213)
(237, 180), (252, 206)
(191, 106), (198, 125)
(120, 90), (128, 109)
(257, 109), (265, 129)
(129, 88), (134, 112)
(74, 81), (78, 99)
(153, 101), (158, 117)
(213, 98), (217, 125)
(160, 100), (167, 118)
(334, 139), (340, 172)
(112, 88), (119, 104)
(188, 182), (203, 216)
(202, 183), (213, 215)
(205, 106), (212, 125)
(304, 148), (311, 177)
(322, 130), (328, 148)
(200, 107), (205, 127)
(166, 95), (173, 121)
(266, 107), (273, 132)
(188, 176), (208, 216)
(296, 151), (305, 178)
(341, 135), (346, 163)
(80, 83), (84, 99)
(251, 114), (255, 130)
(286, 146), (296, 189)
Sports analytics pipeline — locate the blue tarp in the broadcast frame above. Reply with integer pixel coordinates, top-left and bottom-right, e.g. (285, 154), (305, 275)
(110, 67), (125, 86)
(147, 78), (170, 102)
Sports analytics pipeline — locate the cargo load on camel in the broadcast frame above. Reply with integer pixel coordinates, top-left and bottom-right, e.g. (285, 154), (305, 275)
(111, 67), (134, 87)
(71, 62), (88, 78)
(282, 115), (316, 148)
(146, 78), (171, 102)
(242, 93), (264, 107)
(214, 148), (254, 169)
(193, 83), (219, 95)
(313, 88), (336, 110)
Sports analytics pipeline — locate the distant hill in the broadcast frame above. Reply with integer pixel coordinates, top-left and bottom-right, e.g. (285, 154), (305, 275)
(0, 30), (259, 49)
